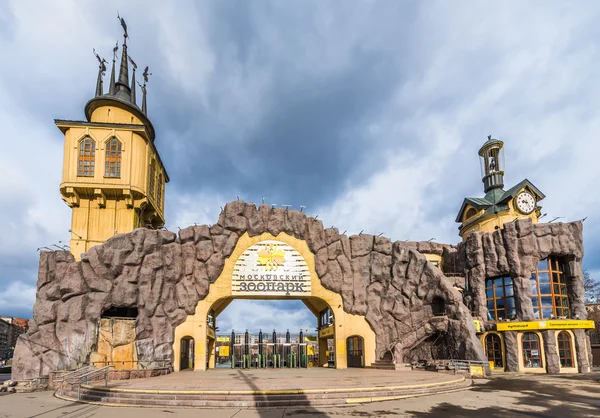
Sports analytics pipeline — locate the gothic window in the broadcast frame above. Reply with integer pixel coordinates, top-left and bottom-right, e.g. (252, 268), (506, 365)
(485, 333), (503, 368)
(522, 332), (542, 368)
(104, 138), (122, 178)
(77, 137), (95, 177)
(486, 276), (516, 320)
(530, 257), (569, 319)
(148, 159), (156, 199)
(557, 331), (574, 367)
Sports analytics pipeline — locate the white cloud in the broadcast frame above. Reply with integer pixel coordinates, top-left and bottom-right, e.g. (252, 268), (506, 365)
(216, 300), (316, 334)
(0, 282), (36, 315)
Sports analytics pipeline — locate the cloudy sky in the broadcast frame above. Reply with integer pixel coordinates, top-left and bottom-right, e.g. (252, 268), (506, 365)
(1, 1), (599, 333)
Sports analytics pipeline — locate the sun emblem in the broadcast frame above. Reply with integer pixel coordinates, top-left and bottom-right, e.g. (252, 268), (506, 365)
(256, 244), (286, 271)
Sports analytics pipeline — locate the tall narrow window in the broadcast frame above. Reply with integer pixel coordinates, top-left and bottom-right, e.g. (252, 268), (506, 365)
(557, 331), (573, 367)
(77, 137), (95, 177)
(522, 332), (542, 368)
(530, 257), (569, 319)
(486, 276), (516, 320)
(104, 138), (122, 178)
(485, 333), (503, 368)
(157, 173), (163, 209)
(148, 159), (156, 199)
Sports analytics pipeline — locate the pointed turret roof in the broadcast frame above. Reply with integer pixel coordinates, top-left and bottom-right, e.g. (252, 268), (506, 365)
(84, 20), (155, 141)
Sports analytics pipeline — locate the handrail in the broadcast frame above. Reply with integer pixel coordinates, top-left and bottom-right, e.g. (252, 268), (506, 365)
(54, 365), (93, 383)
(60, 366), (112, 399)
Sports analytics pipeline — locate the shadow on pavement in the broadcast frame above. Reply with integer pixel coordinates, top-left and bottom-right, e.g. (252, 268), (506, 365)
(406, 374), (600, 418)
(236, 369), (330, 418)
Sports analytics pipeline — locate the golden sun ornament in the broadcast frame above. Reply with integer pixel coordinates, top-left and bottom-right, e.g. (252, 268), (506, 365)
(256, 244), (286, 271)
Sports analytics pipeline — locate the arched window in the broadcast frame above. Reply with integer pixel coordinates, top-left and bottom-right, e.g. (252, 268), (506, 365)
(486, 276), (516, 320)
(522, 332), (542, 368)
(465, 207), (478, 220)
(485, 333), (503, 369)
(77, 137), (95, 177)
(432, 297), (446, 316)
(530, 257), (569, 319)
(557, 331), (573, 367)
(104, 138), (122, 178)
(148, 159), (156, 199)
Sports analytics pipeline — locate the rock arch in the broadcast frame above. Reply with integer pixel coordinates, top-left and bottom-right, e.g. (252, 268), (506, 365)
(13, 200), (486, 379)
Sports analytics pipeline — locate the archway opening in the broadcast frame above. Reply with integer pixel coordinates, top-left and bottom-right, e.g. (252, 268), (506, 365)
(180, 336), (195, 370)
(209, 298), (331, 369)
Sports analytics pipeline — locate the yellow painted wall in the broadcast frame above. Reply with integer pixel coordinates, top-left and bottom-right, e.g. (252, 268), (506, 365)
(172, 232), (377, 372)
(56, 104), (167, 259)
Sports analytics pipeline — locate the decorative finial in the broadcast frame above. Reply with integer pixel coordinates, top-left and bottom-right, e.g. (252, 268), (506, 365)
(117, 12), (128, 43)
(488, 135), (492, 140)
(93, 48), (108, 97)
(112, 41), (119, 60)
(93, 49), (108, 74)
(128, 56), (137, 71)
(143, 66), (152, 84)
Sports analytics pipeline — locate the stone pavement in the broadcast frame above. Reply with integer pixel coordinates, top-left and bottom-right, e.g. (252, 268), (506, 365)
(1, 373), (599, 417)
(101, 368), (456, 391)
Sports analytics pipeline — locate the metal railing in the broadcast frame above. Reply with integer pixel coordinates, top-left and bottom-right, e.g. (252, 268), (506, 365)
(59, 366), (112, 400)
(88, 360), (171, 369)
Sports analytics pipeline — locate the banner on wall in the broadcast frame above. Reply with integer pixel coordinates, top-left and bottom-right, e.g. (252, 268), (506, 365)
(232, 240), (312, 296)
(496, 320), (594, 331)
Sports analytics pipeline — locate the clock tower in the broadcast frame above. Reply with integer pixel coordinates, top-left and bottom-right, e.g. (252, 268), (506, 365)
(455, 136), (544, 240)
(55, 20), (169, 259)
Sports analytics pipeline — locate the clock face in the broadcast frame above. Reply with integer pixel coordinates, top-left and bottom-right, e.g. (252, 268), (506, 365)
(515, 191), (536, 214)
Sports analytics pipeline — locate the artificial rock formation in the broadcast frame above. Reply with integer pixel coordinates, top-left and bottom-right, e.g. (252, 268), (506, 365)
(16, 201), (492, 379)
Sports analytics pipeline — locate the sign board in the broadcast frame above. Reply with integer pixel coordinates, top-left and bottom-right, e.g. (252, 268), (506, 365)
(496, 320), (595, 331)
(219, 346), (229, 357)
(207, 327), (215, 339)
(473, 320), (482, 333)
(319, 326), (335, 339)
(232, 240), (311, 296)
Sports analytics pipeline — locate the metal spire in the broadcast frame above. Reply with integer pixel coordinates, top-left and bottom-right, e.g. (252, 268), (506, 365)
(129, 56), (137, 104)
(117, 40), (130, 92)
(109, 42), (117, 95)
(93, 49), (107, 97)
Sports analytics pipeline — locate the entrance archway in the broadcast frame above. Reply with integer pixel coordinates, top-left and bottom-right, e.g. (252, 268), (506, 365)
(346, 336), (364, 368)
(172, 232), (376, 372)
(180, 336), (195, 370)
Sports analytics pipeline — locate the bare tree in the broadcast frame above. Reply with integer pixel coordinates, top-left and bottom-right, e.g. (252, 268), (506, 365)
(584, 269), (599, 303)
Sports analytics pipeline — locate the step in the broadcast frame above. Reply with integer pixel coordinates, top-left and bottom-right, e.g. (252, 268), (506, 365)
(57, 378), (470, 407)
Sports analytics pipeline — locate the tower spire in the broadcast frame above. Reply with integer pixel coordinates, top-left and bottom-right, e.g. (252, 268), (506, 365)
(93, 49), (106, 97)
(117, 40), (130, 91)
(109, 42), (117, 95)
(130, 62), (137, 104)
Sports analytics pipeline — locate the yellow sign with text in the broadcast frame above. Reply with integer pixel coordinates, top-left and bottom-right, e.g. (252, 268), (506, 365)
(319, 326), (335, 338)
(496, 320), (595, 331)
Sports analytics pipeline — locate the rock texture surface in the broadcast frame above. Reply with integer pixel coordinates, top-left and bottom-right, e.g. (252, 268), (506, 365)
(14, 203), (585, 379)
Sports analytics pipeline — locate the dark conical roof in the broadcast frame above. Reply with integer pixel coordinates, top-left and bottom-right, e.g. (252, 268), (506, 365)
(86, 35), (154, 141)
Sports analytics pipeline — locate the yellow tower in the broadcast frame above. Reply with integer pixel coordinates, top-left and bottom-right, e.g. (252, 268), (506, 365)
(55, 23), (168, 259)
(456, 136), (544, 240)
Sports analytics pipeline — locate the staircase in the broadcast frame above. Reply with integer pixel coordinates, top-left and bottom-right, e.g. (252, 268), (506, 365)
(367, 351), (395, 370)
(57, 377), (470, 407)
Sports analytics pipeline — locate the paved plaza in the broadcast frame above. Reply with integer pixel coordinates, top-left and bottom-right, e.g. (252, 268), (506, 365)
(101, 368), (458, 391)
(1, 372), (599, 417)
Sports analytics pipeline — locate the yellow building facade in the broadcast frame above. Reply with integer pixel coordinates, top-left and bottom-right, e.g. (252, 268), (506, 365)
(56, 38), (168, 259)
